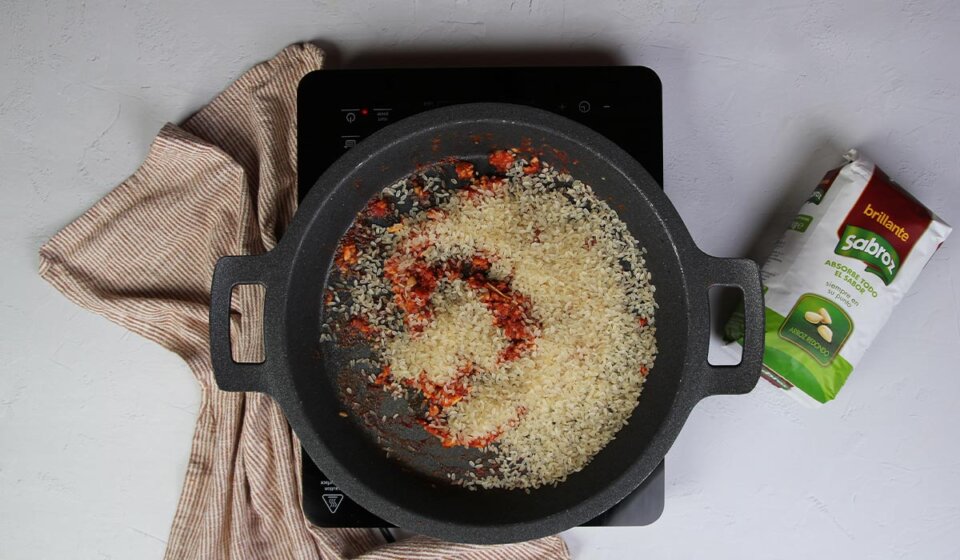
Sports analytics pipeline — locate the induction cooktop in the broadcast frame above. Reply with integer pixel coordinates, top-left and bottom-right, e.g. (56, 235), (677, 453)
(296, 66), (665, 530)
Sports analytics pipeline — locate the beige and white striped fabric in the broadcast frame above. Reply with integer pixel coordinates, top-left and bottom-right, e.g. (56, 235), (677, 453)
(39, 43), (570, 560)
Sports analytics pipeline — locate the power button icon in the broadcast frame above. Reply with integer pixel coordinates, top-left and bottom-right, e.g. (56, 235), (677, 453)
(578, 100), (591, 113)
(345, 112), (356, 123)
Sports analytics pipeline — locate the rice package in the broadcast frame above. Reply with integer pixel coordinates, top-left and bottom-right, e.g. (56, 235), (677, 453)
(726, 150), (952, 405)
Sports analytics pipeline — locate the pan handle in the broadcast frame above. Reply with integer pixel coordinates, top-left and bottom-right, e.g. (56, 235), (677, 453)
(700, 255), (764, 396)
(209, 254), (275, 394)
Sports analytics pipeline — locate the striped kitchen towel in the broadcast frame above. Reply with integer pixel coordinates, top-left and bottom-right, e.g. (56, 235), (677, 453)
(38, 43), (570, 560)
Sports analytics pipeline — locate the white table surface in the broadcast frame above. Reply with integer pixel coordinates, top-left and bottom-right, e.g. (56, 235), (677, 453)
(3, 1), (960, 558)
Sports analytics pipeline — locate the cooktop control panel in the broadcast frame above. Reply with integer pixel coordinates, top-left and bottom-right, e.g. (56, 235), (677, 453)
(297, 67), (663, 200)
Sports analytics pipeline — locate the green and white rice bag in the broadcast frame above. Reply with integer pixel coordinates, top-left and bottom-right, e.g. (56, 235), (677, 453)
(726, 150), (952, 405)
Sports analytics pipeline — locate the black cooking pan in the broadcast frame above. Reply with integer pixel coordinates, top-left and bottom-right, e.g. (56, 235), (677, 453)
(210, 103), (764, 543)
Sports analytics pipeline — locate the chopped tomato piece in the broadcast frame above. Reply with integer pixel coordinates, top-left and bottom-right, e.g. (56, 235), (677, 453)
(522, 156), (541, 175)
(488, 149), (516, 173)
(365, 198), (390, 218)
(455, 161), (475, 180)
(334, 241), (360, 273)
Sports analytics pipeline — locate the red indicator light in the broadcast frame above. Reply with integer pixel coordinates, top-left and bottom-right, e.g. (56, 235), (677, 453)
(360, 108), (369, 116)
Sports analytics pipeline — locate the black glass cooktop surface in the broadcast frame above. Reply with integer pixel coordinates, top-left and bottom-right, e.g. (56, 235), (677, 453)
(297, 66), (665, 528)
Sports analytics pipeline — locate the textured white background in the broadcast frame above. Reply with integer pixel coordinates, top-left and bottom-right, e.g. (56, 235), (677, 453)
(2, 1), (960, 558)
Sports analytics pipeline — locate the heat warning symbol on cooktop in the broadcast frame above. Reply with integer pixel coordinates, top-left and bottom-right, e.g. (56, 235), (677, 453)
(322, 493), (344, 514)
